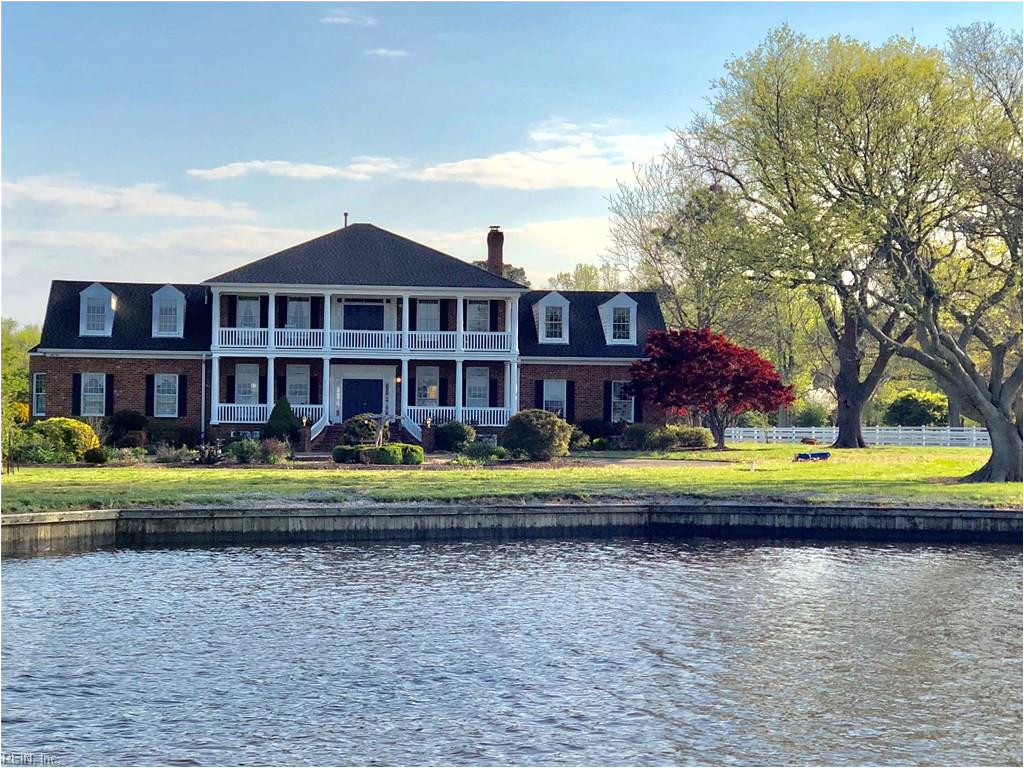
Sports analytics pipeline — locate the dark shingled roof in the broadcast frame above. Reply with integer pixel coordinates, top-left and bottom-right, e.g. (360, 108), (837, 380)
(205, 223), (527, 290)
(518, 290), (664, 358)
(36, 281), (211, 352)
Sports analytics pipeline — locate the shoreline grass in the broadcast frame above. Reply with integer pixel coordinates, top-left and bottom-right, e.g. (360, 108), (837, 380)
(1, 445), (1019, 514)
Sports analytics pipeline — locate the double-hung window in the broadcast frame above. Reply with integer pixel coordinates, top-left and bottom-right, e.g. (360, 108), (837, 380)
(154, 374), (179, 418)
(156, 300), (178, 335)
(542, 379), (567, 416)
(285, 297), (311, 329)
(612, 307), (632, 341)
(466, 300), (490, 332)
(85, 298), (107, 333)
(32, 373), (46, 417)
(416, 366), (439, 406)
(81, 373), (106, 417)
(417, 300), (440, 332)
(286, 365), (310, 405)
(611, 381), (635, 423)
(235, 364), (259, 405)
(466, 367), (489, 407)
(544, 306), (564, 340)
(237, 297), (260, 328)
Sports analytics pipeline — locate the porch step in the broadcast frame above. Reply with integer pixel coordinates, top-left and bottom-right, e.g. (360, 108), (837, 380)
(310, 425), (347, 451)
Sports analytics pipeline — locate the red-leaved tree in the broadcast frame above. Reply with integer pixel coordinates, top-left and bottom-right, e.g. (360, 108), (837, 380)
(629, 328), (795, 449)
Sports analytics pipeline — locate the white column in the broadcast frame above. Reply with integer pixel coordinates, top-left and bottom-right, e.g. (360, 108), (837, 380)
(267, 292), (277, 350)
(510, 360), (520, 413)
(210, 354), (221, 424)
(322, 357), (331, 422)
(322, 292), (331, 351)
(212, 291), (222, 350)
(510, 296), (520, 354)
(455, 359), (463, 422)
(401, 294), (410, 351)
(266, 357), (275, 408)
(503, 361), (511, 413)
(400, 357), (409, 418)
(456, 295), (464, 352)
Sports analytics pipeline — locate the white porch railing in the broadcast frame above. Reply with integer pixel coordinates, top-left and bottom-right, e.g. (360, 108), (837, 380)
(330, 330), (402, 351)
(217, 404), (269, 423)
(462, 407), (509, 427)
(218, 328), (269, 348)
(724, 425), (991, 447)
(291, 405), (324, 424)
(406, 406), (457, 425)
(274, 328), (324, 349)
(408, 331), (457, 351)
(463, 331), (511, 352)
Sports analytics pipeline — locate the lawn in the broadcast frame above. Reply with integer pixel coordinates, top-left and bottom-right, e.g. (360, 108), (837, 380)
(1, 444), (1020, 514)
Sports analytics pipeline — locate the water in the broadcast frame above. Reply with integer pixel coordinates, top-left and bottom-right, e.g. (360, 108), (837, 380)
(2, 539), (1020, 766)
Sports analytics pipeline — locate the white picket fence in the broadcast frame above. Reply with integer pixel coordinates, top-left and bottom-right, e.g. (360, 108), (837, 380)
(725, 426), (991, 448)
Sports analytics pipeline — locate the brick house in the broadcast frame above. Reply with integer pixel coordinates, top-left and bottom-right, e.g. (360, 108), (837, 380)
(29, 223), (666, 447)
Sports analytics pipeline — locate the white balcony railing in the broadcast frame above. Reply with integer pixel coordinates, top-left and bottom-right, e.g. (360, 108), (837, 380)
(463, 331), (512, 352)
(406, 406), (457, 425)
(408, 331), (457, 351)
(218, 328), (269, 348)
(291, 405), (324, 424)
(275, 328), (324, 349)
(217, 403), (269, 423)
(330, 330), (402, 351)
(462, 407), (509, 427)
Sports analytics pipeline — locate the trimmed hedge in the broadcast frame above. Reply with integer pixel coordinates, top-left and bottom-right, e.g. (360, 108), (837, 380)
(332, 442), (423, 465)
(499, 409), (573, 461)
(83, 446), (108, 464)
(400, 444), (425, 465)
(435, 421), (476, 452)
(644, 425), (714, 450)
(621, 422), (657, 450)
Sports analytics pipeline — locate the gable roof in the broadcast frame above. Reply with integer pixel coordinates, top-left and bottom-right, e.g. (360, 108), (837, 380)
(205, 223), (527, 290)
(36, 281), (211, 352)
(518, 290), (665, 358)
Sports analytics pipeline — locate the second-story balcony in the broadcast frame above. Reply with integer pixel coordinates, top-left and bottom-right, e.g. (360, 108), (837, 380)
(218, 328), (513, 353)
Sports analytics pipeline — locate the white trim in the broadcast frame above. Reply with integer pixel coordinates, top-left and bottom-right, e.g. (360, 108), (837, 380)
(203, 281), (529, 296)
(534, 291), (570, 345)
(151, 284), (186, 338)
(31, 349), (206, 359)
(32, 372), (47, 417)
(79, 283), (115, 337)
(329, 363), (398, 422)
(519, 356), (643, 365)
(598, 292), (638, 345)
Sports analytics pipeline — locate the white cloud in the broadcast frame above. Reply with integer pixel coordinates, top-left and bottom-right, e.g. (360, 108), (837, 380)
(320, 8), (377, 26)
(364, 48), (410, 58)
(187, 157), (404, 181)
(2, 175), (254, 219)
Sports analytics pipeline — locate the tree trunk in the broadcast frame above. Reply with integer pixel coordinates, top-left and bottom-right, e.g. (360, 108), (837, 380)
(947, 395), (964, 428)
(962, 416), (1023, 482)
(833, 393), (868, 448)
(832, 326), (869, 448)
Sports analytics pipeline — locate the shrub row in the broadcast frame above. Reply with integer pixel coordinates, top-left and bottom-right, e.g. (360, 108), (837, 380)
(332, 442), (424, 465)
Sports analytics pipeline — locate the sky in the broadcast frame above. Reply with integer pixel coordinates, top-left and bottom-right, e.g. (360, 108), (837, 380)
(2, 1), (1021, 325)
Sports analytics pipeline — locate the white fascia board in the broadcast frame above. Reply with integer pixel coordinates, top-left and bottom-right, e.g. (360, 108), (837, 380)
(32, 348), (207, 359)
(204, 282), (529, 296)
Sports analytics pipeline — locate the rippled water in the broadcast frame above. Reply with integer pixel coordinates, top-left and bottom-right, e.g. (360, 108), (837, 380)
(2, 539), (1021, 766)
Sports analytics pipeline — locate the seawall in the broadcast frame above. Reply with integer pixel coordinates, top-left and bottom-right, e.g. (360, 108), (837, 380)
(3, 502), (1020, 558)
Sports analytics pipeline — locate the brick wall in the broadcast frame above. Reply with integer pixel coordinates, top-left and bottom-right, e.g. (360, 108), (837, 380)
(28, 355), (205, 431)
(519, 362), (664, 425)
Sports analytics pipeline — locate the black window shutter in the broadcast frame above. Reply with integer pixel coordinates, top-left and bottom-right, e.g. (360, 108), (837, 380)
(408, 376), (416, 406)
(177, 375), (188, 417)
(258, 373), (268, 404)
(71, 373), (82, 416)
(311, 297), (324, 329)
(225, 375), (235, 404)
(145, 375), (155, 417)
(275, 296), (287, 327)
(310, 375), (321, 405)
(259, 296), (269, 327)
(489, 377), (499, 408)
(105, 374), (115, 416)
(440, 299), (451, 331)
(566, 381), (576, 422)
(489, 301), (499, 332)
(633, 394), (644, 423)
(438, 378), (449, 407)
(226, 296), (237, 327)
(603, 381), (613, 422)
(408, 299), (417, 331)
(535, 380), (544, 409)
(276, 376), (286, 403)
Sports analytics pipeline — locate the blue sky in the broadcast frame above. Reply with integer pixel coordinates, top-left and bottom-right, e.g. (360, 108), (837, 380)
(3, 1), (1021, 324)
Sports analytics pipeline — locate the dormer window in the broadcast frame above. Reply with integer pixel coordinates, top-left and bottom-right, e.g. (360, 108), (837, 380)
(599, 293), (638, 345)
(535, 292), (570, 344)
(544, 306), (564, 340)
(151, 285), (186, 338)
(79, 283), (115, 337)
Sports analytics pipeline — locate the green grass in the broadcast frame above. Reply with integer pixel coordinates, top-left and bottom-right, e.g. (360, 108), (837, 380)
(2, 444), (1019, 514)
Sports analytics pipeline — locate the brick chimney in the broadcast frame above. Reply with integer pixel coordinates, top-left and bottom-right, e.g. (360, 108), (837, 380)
(486, 225), (504, 277)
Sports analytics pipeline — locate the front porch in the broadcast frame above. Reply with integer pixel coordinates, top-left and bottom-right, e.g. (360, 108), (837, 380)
(210, 356), (520, 432)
